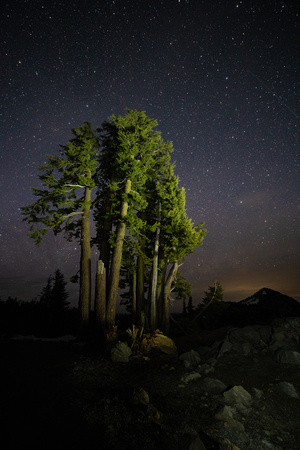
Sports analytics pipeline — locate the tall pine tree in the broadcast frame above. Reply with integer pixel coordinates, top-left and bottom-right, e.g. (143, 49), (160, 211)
(94, 110), (168, 329)
(22, 122), (99, 337)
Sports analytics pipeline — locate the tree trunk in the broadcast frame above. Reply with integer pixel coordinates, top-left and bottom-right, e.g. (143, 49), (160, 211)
(157, 257), (166, 328)
(79, 183), (92, 338)
(132, 269), (137, 323)
(136, 254), (144, 325)
(99, 218), (111, 296)
(106, 179), (131, 328)
(162, 261), (179, 335)
(94, 260), (106, 327)
(150, 202), (161, 329)
(136, 210), (146, 326)
(98, 182), (116, 295)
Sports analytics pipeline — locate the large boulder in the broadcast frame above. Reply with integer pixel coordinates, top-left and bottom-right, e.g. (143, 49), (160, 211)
(215, 405), (244, 430)
(228, 327), (261, 346)
(146, 331), (178, 356)
(111, 341), (132, 363)
(223, 385), (252, 413)
(179, 349), (201, 369)
(277, 381), (299, 398)
(269, 317), (300, 353)
(200, 377), (227, 393)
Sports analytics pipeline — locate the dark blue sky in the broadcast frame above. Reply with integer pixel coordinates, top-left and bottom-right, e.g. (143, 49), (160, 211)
(1, 0), (299, 309)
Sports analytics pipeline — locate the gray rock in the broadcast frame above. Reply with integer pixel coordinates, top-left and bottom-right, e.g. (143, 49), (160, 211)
(269, 331), (287, 352)
(210, 340), (224, 356)
(275, 349), (300, 365)
(215, 405), (244, 430)
(196, 363), (214, 375)
(179, 349), (201, 369)
(180, 431), (206, 450)
(206, 357), (218, 366)
(229, 327), (261, 346)
(272, 316), (300, 331)
(223, 385), (252, 407)
(278, 381), (299, 398)
(201, 377), (227, 393)
(197, 346), (212, 357)
(232, 342), (253, 356)
(251, 387), (264, 399)
(217, 339), (232, 357)
(111, 341), (132, 363)
(271, 317), (300, 350)
(257, 325), (272, 344)
(133, 388), (150, 405)
(260, 439), (277, 449)
(218, 438), (242, 450)
(181, 371), (201, 384)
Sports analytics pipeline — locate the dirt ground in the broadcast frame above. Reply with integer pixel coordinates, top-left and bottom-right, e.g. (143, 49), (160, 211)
(1, 329), (300, 449)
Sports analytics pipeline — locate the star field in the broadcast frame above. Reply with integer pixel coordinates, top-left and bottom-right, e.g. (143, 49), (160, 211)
(1, 0), (299, 308)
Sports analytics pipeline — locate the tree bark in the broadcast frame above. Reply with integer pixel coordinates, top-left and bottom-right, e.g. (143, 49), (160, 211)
(94, 259), (106, 327)
(106, 179), (131, 328)
(162, 261), (179, 335)
(157, 257), (166, 328)
(136, 210), (146, 326)
(150, 202), (161, 329)
(98, 182), (115, 295)
(99, 218), (111, 296)
(131, 269), (137, 323)
(136, 254), (144, 325)
(79, 183), (92, 339)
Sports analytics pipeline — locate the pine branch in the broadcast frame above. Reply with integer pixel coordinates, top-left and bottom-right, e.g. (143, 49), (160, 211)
(62, 211), (84, 219)
(64, 183), (85, 189)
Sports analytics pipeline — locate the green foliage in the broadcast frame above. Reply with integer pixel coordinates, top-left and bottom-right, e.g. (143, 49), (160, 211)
(202, 280), (224, 305)
(172, 272), (192, 302)
(22, 110), (207, 332)
(94, 109), (167, 245)
(22, 122), (99, 244)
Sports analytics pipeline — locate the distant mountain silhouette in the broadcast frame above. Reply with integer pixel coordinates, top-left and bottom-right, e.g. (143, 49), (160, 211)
(239, 287), (299, 308)
(216, 287), (300, 328)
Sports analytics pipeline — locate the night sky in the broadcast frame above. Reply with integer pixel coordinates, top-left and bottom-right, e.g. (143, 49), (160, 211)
(1, 0), (299, 310)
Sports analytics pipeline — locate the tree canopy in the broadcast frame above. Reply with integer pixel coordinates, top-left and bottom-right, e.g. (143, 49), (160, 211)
(22, 110), (206, 337)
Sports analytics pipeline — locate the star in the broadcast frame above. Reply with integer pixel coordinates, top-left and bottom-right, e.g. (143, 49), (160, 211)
(0, 0), (299, 307)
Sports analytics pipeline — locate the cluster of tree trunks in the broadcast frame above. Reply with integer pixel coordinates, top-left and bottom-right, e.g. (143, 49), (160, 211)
(22, 112), (206, 339)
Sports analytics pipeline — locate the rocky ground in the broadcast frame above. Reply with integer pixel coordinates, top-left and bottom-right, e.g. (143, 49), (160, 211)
(1, 317), (300, 449)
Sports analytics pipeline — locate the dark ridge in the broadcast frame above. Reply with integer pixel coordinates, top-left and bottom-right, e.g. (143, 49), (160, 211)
(213, 287), (300, 328)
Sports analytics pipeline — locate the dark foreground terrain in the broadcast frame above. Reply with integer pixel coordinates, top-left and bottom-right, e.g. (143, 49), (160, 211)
(1, 322), (300, 450)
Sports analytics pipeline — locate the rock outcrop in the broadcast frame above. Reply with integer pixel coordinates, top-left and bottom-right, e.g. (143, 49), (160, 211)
(177, 317), (300, 449)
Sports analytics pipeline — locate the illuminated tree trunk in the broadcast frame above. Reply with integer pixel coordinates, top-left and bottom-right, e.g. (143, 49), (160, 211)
(136, 210), (146, 326)
(106, 180), (131, 328)
(98, 180), (116, 294)
(162, 261), (178, 335)
(94, 260), (106, 327)
(136, 255), (144, 323)
(79, 182), (92, 338)
(157, 258), (166, 328)
(132, 269), (137, 323)
(150, 202), (161, 329)
(99, 217), (112, 296)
